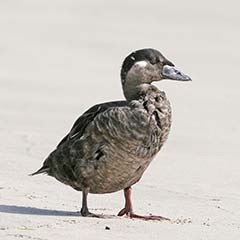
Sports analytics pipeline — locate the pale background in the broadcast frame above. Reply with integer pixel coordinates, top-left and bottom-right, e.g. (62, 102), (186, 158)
(0, 1), (239, 239)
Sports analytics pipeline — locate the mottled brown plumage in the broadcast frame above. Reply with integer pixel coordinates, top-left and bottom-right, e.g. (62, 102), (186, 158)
(32, 48), (191, 220)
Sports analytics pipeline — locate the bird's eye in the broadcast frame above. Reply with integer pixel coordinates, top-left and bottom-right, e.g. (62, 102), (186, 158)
(149, 58), (157, 65)
(149, 57), (160, 65)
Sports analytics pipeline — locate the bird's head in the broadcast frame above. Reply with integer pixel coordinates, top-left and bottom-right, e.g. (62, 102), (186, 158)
(120, 48), (191, 100)
(121, 48), (191, 86)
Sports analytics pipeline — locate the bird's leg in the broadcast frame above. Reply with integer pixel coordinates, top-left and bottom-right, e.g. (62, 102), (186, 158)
(80, 187), (99, 218)
(118, 187), (170, 221)
(80, 187), (90, 216)
(117, 187), (133, 216)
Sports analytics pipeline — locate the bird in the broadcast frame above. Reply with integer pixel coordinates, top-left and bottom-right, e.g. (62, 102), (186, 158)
(32, 48), (191, 220)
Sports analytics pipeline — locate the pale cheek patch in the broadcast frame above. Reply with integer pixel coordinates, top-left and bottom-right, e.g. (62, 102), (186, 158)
(135, 61), (148, 68)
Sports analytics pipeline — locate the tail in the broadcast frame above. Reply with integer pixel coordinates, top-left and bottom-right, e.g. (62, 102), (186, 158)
(30, 166), (49, 176)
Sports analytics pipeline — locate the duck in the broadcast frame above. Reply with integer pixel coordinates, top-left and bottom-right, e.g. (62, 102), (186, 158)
(32, 48), (191, 220)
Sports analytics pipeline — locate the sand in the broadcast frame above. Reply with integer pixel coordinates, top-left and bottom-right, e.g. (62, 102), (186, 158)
(0, 0), (240, 239)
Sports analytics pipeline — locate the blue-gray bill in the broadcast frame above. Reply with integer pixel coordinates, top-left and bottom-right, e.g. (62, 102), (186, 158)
(162, 65), (192, 81)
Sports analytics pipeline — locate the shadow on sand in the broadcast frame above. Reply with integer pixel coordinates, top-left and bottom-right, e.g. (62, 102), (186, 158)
(0, 205), (81, 217)
(0, 204), (116, 218)
(0, 204), (81, 217)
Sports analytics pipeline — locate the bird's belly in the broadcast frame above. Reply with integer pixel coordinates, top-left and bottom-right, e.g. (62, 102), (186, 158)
(84, 150), (154, 194)
(72, 130), (165, 193)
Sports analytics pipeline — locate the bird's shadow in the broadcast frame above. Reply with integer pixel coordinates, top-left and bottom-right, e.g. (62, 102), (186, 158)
(0, 204), (116, 219)
(0, 204), (80, 216)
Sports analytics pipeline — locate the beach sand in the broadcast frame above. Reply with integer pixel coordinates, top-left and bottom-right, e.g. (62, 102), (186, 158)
(0, 0), (240, 239)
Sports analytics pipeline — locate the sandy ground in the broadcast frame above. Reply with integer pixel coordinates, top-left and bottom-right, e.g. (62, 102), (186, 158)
(0, 0), (240, 239)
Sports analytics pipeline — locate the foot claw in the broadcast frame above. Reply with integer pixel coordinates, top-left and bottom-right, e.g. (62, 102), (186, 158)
(81, 208), (100, 218)
(117, 208), (170, 221)
(130, 213), (170, 221)
(80, 212), (101, 218)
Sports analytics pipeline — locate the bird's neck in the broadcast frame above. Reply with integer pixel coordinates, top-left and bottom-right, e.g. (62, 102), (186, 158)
(123, 82), (148, 101)
(122, 75), (150, 101)
(123, 79), (159, 101)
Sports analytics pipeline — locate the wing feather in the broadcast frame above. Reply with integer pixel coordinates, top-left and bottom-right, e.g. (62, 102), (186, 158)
(56, 101), (126, 148)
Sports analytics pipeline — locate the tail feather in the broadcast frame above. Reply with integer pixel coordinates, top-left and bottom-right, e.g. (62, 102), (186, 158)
(30, 166), (49, 176)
